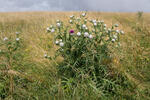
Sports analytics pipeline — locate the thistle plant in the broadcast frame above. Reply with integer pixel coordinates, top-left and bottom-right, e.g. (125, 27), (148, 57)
(0, 32), (22, 96)
(46, 13), (126, 95)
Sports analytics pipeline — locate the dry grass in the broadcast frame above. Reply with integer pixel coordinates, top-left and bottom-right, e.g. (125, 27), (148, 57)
(0, 12), (150, 99)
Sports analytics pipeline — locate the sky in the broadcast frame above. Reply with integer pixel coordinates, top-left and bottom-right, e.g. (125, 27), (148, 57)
(0, 0), (150, 12)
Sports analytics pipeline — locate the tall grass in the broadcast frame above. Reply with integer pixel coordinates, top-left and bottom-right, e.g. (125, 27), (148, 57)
(0, 12), (150, 100)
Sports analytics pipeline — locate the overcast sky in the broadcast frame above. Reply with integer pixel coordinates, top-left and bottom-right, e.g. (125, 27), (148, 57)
(0, 0), (150, 12)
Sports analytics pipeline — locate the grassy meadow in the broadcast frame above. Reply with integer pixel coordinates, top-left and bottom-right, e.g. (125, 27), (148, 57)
(0, 12), (150, 100)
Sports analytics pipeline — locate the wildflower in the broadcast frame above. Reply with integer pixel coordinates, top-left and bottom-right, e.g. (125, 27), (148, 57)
(94, 22), (97, 26)
(84, 32), (89, 37)
(47, 27), (50, 31)
(85, 27), (88, 30)
(120, 30), (124, 34)
(56, 20), (60, 22)
(51, 29), (55, 33)
(113, 35), (117, 39)
(103, 24), (107, 27)
(59, 39), (62, 42)
(82, 24), (86, 28)
(57, 23), (61, 27)
(108, 28), (111, 32)
(3, 37), (8, 41)
(70, 15), (74, 18)
(16, 32), (20, 34)
(50, 25), (53, 28)
(82, 13), (86, 17)
(55, 40), (59, 45)
(69, 29), (74, 35)
(44, 54), (48, 58)
(89, 34), (93, 39)
(92, 20), (96, 23)
(114, 24), (119, 27)
(69, 20), (73, 23)
(16, 38), (20, 41)
(77, 17), (80, 20)
(116, 30), (120, 33)
(77, 32), (81, 36)
(112, 39), (115, 42)
(59, 42), (64, 47)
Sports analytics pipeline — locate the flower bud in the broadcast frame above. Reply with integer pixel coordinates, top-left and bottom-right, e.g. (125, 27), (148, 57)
(59, 42), (64, 47)
(16, 38), (20, 41)
(84, 32), (89, 37)
(3, 37), (8, 41)
(77, 32), (81, 36)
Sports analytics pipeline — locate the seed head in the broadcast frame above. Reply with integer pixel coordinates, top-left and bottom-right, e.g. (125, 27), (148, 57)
(112, 39), (115, 42)
(77, 32), (81, 36)
(84, 32), (89, 37)
(51, 29), (55, 33)
(16, 32), (20, 34)
(16, 38), (20, 41)
(3, 37), (8, 41)
(116, 30), (120, 33)
(55, 40), (59, 45)
(120, 30), (124, 34)
(59, 42), (64, 47)
(57, 23), (61, 27)
(89, 34), (93, 39)
(82, 13), (86, 17)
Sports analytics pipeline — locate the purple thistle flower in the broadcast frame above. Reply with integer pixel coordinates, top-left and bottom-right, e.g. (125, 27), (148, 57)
(69, 29), (74, 35)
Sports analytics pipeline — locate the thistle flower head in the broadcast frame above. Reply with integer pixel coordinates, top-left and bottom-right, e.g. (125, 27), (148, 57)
(16, 32), (20, 35)
(108, 28), (111, 32)
(55, 40), (59, 45)
(120, 30), (124, 34)
(44, 54), (48, 58)
(115, 24), (119, 27)
(113, 35), (117, 39)
(50, 25), (53, 28)
(112, 39), (116, 42)
(59, 42), (64, 47)
(82, 13), (86, 17)
(57, 23), (61, 27)
(82, 24), (86, 28)
(89, 34), (93, 39)
(59, 39), (62, 42)
(104, 24), (107, 27)
(3, 37), (8, 41)
(94, 22), (97, 26)
(116, 30), (120, 33)
(69, 20), (73, 23)
(70, 15), (74, 18)
(84, 32), (89, 37)
(47, 27), (50, 31)
(56, 20), (60, 23)
(77, 32), (81, 36)
(92, 20), (97, 23)
(51, 29), (55, 33)
(16, 38), (20, 41)
(69, 29), (74, 35)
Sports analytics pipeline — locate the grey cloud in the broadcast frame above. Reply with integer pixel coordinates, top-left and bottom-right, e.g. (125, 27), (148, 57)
(0, 0), (150, 12)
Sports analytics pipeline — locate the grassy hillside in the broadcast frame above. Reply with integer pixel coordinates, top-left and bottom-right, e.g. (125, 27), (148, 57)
(0, 12), (150, 100)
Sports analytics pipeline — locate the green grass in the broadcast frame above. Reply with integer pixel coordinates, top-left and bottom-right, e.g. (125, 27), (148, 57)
(0, 12), (150, 100)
